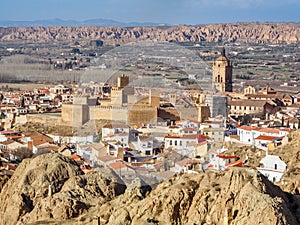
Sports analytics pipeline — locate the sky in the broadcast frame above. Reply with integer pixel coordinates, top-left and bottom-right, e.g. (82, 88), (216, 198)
(0, 0), (299, 24)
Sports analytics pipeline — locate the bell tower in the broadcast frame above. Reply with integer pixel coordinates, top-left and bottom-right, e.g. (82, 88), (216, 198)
(212, 48), (233, 92)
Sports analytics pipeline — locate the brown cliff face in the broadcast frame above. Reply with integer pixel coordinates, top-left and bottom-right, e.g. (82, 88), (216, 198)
(95, 169), (299, 225)
(0, 153), (126, 225)
(0, 23), (299, 45)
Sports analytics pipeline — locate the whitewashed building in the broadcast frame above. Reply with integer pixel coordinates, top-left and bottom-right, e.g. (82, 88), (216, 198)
(137, 135), (153, 155)
(102, 123), (130, 148)
(257, 155), (287, 183)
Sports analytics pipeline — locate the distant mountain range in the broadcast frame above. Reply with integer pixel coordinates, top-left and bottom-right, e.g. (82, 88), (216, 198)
(0, 18), (168, 27)
(0, 22), (299, 45)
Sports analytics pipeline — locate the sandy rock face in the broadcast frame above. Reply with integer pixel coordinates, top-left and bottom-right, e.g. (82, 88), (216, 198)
(98, 169), (299, 225)
(0, 153), (126, 225)
(0, 153), (299, 225)
(0, 174), (9, 190)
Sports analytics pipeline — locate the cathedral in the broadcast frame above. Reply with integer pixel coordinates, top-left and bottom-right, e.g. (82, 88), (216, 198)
(212, 48), (233, 92)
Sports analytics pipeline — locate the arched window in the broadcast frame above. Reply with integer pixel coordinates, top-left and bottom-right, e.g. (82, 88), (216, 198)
(218, 75), (220, 82)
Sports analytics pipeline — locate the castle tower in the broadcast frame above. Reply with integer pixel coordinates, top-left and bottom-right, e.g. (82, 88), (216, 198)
(212, 48), (232, 93)
(117, 74), (129, 88)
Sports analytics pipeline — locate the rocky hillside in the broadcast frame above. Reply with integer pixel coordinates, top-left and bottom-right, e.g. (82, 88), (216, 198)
(0, 23), (299, 45)
(0, 153), (126, 225)
(1, 153), (299, 225)
(227, 129), (300, 195)
(94, 169), (300, 225)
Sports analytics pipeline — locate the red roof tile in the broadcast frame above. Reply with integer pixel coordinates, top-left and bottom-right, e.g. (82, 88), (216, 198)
(109, 161), (127, 170)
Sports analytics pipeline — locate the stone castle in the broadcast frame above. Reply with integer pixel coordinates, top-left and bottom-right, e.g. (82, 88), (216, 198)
(61, 50), (232, 127)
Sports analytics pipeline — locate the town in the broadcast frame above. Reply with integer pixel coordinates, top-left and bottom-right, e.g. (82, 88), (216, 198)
(0, 47), (299, 187)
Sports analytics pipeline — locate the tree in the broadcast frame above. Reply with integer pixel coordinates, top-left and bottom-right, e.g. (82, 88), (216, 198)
(21, 96), (25, 108)
(0, 112), (6, 119)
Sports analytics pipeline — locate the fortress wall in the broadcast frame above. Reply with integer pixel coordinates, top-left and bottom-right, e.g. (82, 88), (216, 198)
(90, 106), (128, 121)
(26, 114), (68, 126)
(128, 108), (157, 126)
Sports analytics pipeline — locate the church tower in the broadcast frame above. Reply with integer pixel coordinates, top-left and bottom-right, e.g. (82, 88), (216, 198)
(212, 48), (233, 92)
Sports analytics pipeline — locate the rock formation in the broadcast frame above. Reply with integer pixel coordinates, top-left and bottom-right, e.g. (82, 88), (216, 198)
(1, 152), (300, 224)
(0, 23), (299, 45)
(0, 174), (9, 190)
(0, 153), (126, 225)
(94, 169), (299, 225)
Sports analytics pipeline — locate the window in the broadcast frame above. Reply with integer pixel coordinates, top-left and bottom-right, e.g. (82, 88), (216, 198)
(145, 150), (151, 155)
(179, 141), (182, 146)
(175, 140), (177, 146)
(274, 164), (277, 170)
(170, 140), (173, 145)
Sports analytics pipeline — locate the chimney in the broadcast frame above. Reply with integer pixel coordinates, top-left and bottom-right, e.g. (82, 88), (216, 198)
(28, 140), (33, 152)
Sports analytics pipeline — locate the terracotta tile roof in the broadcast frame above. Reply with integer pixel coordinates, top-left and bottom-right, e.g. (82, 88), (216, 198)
(138, 136), (153, 142)
(238, 126), (261, 131)
(259, 128), (280, 134)
(164, 135), (181, 139)
(175, 158), (190, 167)
(25, 132), (53, 145)
(109, 161), (127, 170)
(98, 155), (116, 163)
(217, 154), (239, 159)
(229, 99), (267, 107)
(0, 140), (15, 146)
(196, 140), (207, 146)
(0, 130), (19, 135)
(71, 154), (84, 161)
(255, 135), (280, 141)
(87, 142), (105, 150)
(182, 134), (199, 139)
(287, 117), (299, 123)
(245, 93), (284, 99)
(165, 134), (210, 140)
(225, 159), (243, 168)
(181, 128), (198, 131)
(6, 135), (22, 139)
(279, 127), (292, 132)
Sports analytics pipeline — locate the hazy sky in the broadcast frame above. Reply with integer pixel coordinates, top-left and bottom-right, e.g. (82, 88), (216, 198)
(0, 0), (299, 24)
